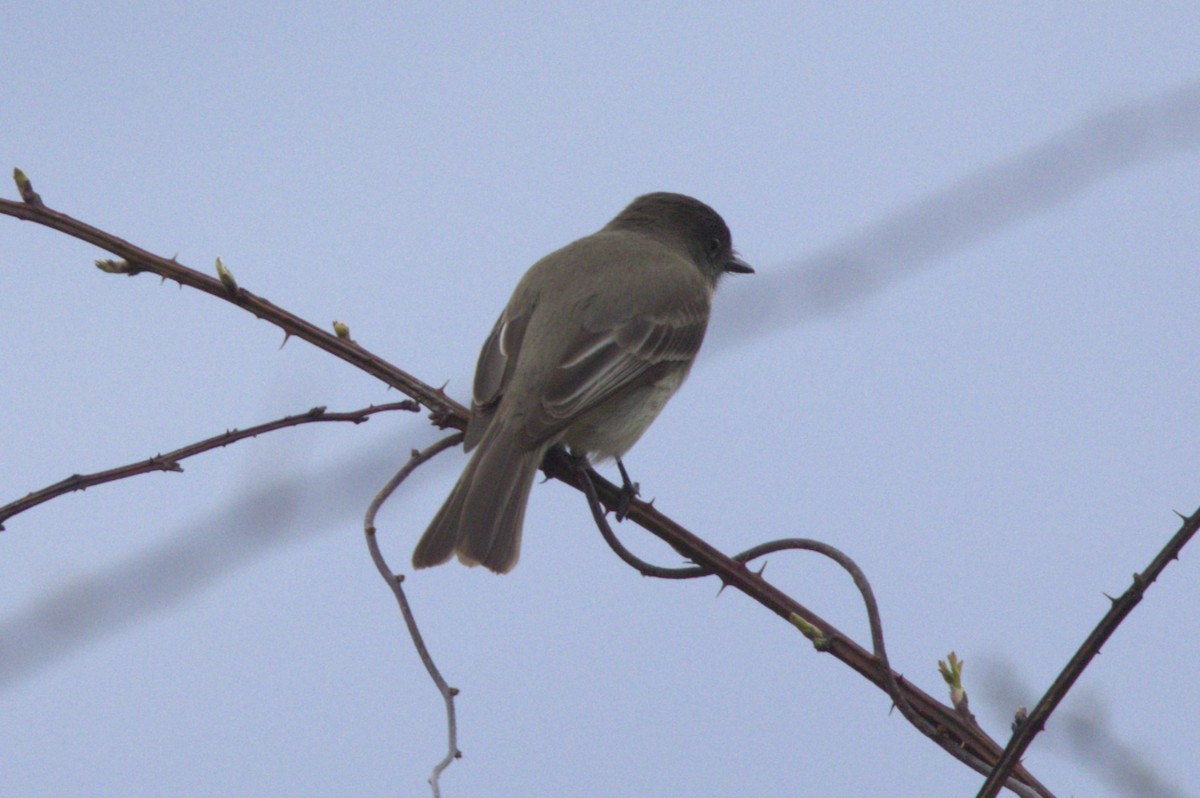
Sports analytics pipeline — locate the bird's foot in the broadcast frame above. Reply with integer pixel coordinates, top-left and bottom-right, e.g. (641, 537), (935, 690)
(614, 458), (640, 521)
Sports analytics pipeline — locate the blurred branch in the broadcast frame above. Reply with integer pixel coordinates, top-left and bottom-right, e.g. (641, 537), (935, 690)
(716, 78), (1200, 343)
(364, 433), (464, 798)
(976, 507), (1200, 798)
(0, 402), (417, 530)
(979, 661), (1188, 798)
(0, 431), (417, 691)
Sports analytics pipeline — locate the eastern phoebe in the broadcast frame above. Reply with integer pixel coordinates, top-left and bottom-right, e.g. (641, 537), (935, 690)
(413, 192), (752, 573)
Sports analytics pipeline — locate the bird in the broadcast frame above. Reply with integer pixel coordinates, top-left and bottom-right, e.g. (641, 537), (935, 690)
(412, 192), (752, 573)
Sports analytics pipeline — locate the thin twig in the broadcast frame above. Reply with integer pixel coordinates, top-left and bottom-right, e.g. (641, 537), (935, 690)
(576, 463), (697, 578)
(0, 402), (418, 530)
(364, 433), (465, 797)
(976, 507), (1200, 798)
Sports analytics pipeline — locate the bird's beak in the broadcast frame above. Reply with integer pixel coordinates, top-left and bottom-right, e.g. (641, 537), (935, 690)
(725, 254), (754, 274)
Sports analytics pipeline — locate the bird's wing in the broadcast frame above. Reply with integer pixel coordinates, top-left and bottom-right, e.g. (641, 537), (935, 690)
(470, 235), (712, 450)
(520, 296), (710, 444)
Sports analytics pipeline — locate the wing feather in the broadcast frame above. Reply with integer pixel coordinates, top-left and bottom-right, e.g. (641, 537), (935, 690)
(539, 301), (709, 427)
(465, 306), (533, 451)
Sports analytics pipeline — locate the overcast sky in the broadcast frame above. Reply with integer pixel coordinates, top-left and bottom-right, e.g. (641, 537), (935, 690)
(3, 5), (1199, 797)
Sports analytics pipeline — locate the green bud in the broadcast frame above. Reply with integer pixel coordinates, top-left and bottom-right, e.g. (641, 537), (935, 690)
(215, 256), (238, 295)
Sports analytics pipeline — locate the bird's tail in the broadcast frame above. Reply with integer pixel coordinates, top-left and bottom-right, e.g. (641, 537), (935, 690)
(412, 423), (544, 574)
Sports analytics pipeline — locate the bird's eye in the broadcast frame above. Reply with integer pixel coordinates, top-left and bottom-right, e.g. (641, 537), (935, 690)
(707, 237), (722, 256)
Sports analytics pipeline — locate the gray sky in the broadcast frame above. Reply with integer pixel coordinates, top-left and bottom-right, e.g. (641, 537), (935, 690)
(3, 5), (1198, 796)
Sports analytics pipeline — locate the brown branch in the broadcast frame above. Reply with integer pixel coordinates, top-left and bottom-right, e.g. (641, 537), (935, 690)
(364, 433), (465, 797)
(0, 192), (464, 424)
(546, 448), (1053, 795)
(576, 463), (1048, 798)
(976, 507), (1200, 798)
(0, 402), (418, 530)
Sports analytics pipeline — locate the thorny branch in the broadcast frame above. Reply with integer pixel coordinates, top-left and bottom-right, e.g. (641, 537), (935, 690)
(976, 506), (1200, 798)
(556, 450), (1053, 794)
(0, 190), (463, 425)
(575, 464), (1046, 798)
(0, 402), (417, 530)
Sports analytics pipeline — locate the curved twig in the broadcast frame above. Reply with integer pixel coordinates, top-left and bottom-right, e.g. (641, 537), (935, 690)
(0, 402), (418, 530)
(576, 464), (1044, 797)
(364, 433), (465, 797)
(576, 464), (699, 578)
